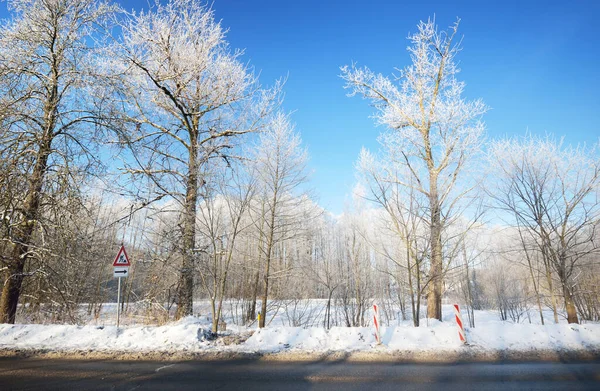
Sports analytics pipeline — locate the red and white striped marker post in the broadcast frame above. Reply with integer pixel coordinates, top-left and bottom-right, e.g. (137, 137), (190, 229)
(373, 303), (381, 345)
(453, 304), (467, 344)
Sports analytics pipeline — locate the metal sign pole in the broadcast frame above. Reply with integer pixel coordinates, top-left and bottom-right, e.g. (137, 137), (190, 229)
(117, 277), (121, 330)
(113, 245), (130, 334)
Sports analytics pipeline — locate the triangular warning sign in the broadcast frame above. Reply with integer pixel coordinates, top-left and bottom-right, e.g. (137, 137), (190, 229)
(112, 245), (131, 267)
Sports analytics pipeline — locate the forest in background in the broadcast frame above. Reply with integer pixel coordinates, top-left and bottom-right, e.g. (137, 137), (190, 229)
(1, 0), (599, 331)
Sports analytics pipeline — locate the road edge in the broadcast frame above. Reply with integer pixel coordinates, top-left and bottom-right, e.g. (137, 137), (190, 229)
(1, 347), (599, 363)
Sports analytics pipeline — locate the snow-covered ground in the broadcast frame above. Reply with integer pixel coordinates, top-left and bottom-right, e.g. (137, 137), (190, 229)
(1, 303), (599, 359)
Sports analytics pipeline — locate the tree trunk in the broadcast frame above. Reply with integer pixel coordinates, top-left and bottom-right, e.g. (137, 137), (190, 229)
(248, 270), (260, 323)
(259, 203), (277, 328)
(543, 260), (559, 324)
(427, 177), (443, 321)
(213, 252), (232, 333)
(560, 275), (579, 324)
(0, 247), (28, 324)
(0, 131), (53, 324)
(259, 260), (270, 328)
(176, 140), (198, 320)
(407, 240), (418, 327)
(521, 235), (544, 325)
(539, 232), (559, 324)
(0, 44), (59, 323)
(249, 205), (266, 324)
(259, 251), (271, 328)
(415, 257), (422, 327)
(209, 249), (219, 333)
(211, 297), (218, 333)
(564, 287), (579, 324)
(462, 243), (475, 328)
(325, 288), (334, 329)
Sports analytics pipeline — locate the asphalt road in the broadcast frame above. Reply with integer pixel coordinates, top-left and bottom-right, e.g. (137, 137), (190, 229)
(1, 357), (599, 390)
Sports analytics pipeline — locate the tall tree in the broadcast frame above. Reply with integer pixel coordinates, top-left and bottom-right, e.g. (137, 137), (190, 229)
(109, 0), (278, 319)
(341, 18), (487, 320)
(0, 0), (115, 323)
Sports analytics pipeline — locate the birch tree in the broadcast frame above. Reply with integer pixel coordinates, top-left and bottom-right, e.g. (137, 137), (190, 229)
(109, 0), (278, 319)
(302, 216), (343, 329)
(251, 113), (309, 328)
(338, 213), (373, 327)
(0, 0), (115, 323)
(341, 18), (487, 320)
(196, 161), (255, 332)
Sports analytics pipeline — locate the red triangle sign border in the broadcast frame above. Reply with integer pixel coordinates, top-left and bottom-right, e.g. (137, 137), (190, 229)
(113, 245), (131, 267)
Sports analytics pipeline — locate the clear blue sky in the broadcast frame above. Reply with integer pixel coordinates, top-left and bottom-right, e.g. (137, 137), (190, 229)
(208, 0), (600, 214)
(3, 1), (599, 214)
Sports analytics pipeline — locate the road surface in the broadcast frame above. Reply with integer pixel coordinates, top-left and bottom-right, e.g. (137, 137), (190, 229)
(0, 356), (599, 390)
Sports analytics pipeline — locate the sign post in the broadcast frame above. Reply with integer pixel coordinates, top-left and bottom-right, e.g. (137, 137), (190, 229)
(112, 245), (131, 330)
(116, 276), (121, 329)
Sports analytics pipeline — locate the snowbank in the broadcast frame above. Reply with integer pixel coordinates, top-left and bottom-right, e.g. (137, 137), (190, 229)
(1, 315), (599, 358)
(245, 320), (600, 353)
(0, 316), (212, 353)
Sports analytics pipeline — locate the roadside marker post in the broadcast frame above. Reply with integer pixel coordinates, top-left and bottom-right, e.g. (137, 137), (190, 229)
(454, 304), (467, 344)
(112, 245), (131, 330)
(373, 303), (381, 345)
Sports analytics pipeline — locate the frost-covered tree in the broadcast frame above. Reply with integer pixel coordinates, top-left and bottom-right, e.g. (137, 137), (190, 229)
(489, 135), (600, 324)
(250, 113), (310, 328)
(0, 0), (116, 324)
(341, 18), (487, 320)
(302, 215), (344, 329)
(357, 150), (430, 326)
(196, 161), (256, 332)
(108, 0), (279, 319)
(337, 210), (374, 327)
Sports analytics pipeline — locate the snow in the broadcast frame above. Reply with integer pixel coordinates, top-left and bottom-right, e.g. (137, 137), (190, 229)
(244, 320), (600, 354)
(0, 317), (212, 353)
(1, 304), (599, 357)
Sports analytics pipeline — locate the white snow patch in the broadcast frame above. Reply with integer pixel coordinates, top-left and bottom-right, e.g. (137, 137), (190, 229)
(242, 319), (600, 354)
(1, 306), (599, 356)
(0, 316), (211, 353)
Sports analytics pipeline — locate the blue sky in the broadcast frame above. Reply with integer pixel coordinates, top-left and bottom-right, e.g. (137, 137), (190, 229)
(215, 0), (600, 214)
(2, 0), (599, 214)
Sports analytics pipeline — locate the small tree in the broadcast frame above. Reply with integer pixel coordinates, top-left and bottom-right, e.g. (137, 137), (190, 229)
(196, 161), (256, 332)
(250, 113), (310, 328)
(357, 149), (430, 326)
(302, 215), (343, 329)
